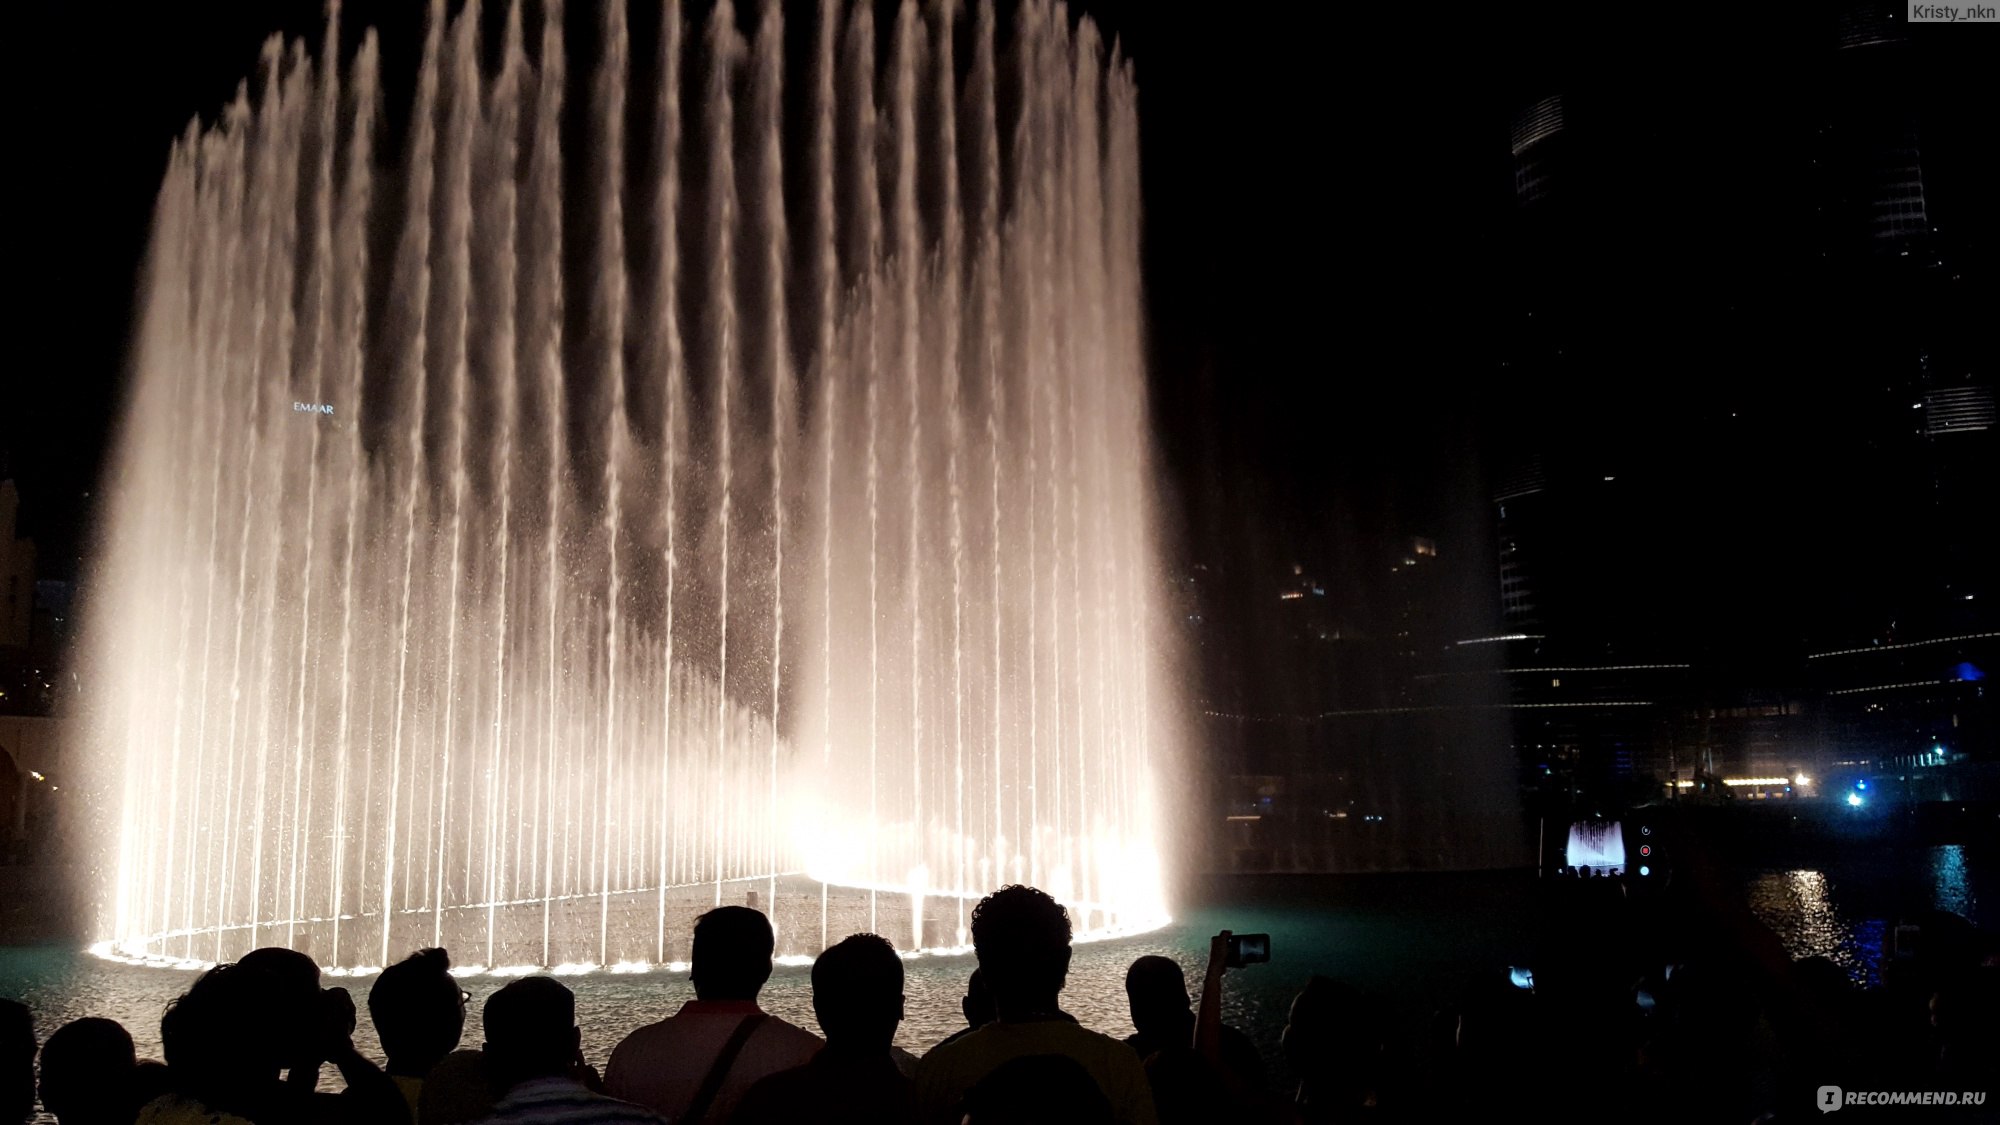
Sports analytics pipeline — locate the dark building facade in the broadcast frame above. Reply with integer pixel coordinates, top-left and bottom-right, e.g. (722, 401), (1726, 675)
(1467, 1), (1995, 828)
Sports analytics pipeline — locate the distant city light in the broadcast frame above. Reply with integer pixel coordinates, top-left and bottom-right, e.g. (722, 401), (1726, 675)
(1847, 793), (1865, 807)
(1808, 632), (2000, 660)
(1856, 779), (1868, 791)
(1828, 678), (1957, 696)
(1795, 774), (1811, 787)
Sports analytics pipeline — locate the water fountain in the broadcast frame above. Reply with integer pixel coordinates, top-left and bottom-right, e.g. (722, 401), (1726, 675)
(83, 0), (1175, 973)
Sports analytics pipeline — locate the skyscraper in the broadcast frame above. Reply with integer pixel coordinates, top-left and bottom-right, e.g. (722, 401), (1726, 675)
(1808, 2), (1995, 645)
(1821, 3), (1931, 259)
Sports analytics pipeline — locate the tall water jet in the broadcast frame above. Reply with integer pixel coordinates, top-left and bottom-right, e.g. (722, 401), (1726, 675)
(87, 0), (1176, 971)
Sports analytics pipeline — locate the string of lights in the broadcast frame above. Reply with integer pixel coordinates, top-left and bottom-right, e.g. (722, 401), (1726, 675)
(1806, 632), (1999, 660)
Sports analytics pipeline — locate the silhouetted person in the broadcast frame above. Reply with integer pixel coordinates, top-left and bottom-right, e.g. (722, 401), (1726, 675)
(260, 946), (408, 1123)
(38, 1017), (140, 1125)
(604, 906), (821, 1123)
(961, 1054), (1114, 1125)
(369, 947), (468, 1119)
(132, 1063), (175, 1116)
(473, 977), (662, 1125)
(1129, 943), (1269, 1125)
(1124, 955), (1263, 1092)
(236, 947), (323, 1092)
(2, 998), (31, 1125)
(1124, 957), (1191, 1060)
(933, 969), (994, 1051)
(139, 963), (278, 1125)
(231, 945), (404, 1119)
(731, 933), (915, 1124)
(139, 959), (409, 1125)
(1137, 1049), (1237, 1125)
(913, 886), (1156, 1125)
(418, 1047), (497, 1125)
(1282, 976), (1392, 1122)
(1930, 966), (1999, 1087)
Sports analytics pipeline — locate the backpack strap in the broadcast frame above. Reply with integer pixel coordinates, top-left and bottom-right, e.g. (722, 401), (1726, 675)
(681, 1011), (771, 1125)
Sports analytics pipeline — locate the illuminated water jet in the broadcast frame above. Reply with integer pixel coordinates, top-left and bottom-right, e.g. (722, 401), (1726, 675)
(86, 0), (1174, 970)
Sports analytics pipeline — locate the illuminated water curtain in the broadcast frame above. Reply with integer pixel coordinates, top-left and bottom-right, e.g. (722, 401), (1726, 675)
(87, 0), (1174, 972)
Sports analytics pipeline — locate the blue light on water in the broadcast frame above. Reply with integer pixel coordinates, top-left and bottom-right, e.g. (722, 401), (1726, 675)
(1932, 845), (1972, 918)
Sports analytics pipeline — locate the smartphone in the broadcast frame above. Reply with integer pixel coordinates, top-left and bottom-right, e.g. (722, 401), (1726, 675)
(1225, 933), (1270, 968)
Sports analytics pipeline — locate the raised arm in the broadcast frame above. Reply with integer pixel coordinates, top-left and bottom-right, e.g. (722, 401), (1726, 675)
(312, 987), (413, 1125)
(1197, 930), (1229, 1067)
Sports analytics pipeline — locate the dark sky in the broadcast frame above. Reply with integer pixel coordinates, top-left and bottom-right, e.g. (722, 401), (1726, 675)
(10, 1), (1995, 686)
(12, 0), (1505, 568)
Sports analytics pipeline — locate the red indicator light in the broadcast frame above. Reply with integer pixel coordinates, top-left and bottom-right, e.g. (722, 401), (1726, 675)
(1639, 845), (1652, 857)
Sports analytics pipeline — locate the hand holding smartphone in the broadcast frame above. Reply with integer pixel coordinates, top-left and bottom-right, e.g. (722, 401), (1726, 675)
(1209, 930), (1272, 972)
(1225, 933), (1271, 968)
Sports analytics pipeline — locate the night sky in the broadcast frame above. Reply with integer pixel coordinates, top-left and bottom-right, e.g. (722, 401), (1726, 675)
(11, 2), (1995, 700)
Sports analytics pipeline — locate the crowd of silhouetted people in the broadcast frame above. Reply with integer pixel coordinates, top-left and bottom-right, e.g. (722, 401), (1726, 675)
(6, 871), (1997, 1125)
(1, 886), (1292, 1125)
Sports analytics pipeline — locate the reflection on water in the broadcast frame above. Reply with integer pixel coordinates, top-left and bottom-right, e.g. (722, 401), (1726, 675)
(1743, 845), (1989, 989)
(1749, 869), (1871, 983)
(1741, 869), (1882, 987)
(1931, 843), (1976, 919)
